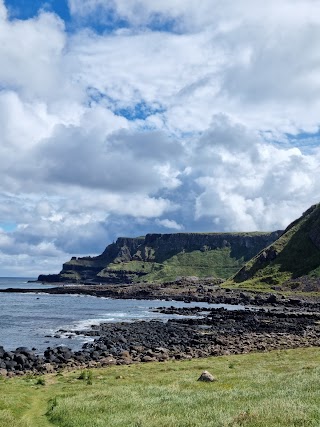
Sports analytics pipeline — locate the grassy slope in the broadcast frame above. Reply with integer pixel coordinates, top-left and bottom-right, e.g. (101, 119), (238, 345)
(102, 248), (245, 282)
(89, 232), (280, 284)
(0, 348), (319, 427)
(229, 204), (320, 291)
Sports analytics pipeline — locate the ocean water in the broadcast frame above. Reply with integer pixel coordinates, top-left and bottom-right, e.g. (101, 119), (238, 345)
(0, 277), (243, 353)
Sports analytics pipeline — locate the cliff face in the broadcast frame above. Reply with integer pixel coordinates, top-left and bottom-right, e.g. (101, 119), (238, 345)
(104, 232), (282, 263)
(232, 204), (320, 291)
(38, 231), (281, 284)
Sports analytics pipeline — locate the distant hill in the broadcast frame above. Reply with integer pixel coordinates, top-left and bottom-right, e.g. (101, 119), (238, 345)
(232, 204), (320, 292)
(38, 231), (281, 284)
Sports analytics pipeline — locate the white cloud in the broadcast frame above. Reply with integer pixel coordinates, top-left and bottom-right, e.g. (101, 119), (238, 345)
(0, 251), (67, 277)
(0, 11), (70, 101)
(194, 116), (320, 231)
(0, 230), (14, 247)
(68, 29), (216, 124)
(100, 194), (174, 218)
(68, 0), (214, 31)
(0, 0), (6, 20)
(68, 0), (320, 34)
(0, 91), (57, 150)
(64, 2), (320, 137)
(156, 218), (184, 230)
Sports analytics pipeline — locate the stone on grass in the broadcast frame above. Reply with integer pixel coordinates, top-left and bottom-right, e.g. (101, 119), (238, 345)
(197, 370), (216, 382)
(0, 368), (7, 377)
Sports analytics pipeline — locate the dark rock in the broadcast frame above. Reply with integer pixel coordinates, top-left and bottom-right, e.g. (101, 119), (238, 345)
(4, 351), (14, 359)
(266, 294), (277, 303)
(14, 354), (28, 366)
(5, 360), (17, 371)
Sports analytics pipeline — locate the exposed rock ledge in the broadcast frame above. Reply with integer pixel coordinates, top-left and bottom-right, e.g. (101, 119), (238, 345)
(38, 231), (282, 285)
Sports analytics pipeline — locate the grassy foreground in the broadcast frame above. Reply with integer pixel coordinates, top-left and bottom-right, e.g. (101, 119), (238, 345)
(0, 347), (319, 427)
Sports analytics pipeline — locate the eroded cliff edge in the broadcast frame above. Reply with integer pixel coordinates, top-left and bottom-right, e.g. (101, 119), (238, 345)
(232, 203), (320, 291)
(38, 231), (282, 284)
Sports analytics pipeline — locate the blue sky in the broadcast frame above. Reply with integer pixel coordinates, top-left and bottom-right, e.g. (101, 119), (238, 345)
(5, 0), (70, 22)
(4, 0), (179, 34)
(0, 0), (320, 276)
(0, 222), (16, 232)
(5, 0), (70, 21)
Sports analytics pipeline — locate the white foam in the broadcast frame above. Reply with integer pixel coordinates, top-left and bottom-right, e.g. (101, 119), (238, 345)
(58, 309), (157, 333)
(70, 317), (113, 330)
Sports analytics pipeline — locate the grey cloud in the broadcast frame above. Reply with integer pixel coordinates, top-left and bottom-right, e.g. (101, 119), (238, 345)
(54, 221), (111, 254)
(15, 126), (184, 193)
(108, 130), (183, 161)
(222, 24), (320, 105)
(198, 114), (258, 150)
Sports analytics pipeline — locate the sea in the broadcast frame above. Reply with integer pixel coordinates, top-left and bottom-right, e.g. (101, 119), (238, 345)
(0, 277), (243, 353)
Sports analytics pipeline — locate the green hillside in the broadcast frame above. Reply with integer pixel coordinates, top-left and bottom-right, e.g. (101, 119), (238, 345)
(39, 232), (281, 284)
(102, 247), (245, 283)
(231, 204), (320, 291)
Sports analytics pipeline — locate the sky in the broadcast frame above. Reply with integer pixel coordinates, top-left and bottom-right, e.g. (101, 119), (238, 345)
(0, 0), (320, 276)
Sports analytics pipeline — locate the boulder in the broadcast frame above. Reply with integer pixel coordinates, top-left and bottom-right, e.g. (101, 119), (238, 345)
(197, 370), (216, 382)
(0, 368), (7, 377)
(141, 355), (156, 363)
(100, 356), (117, 366)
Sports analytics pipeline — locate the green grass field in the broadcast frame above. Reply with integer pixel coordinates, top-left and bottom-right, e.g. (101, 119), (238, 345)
(0, 347), (319, 427)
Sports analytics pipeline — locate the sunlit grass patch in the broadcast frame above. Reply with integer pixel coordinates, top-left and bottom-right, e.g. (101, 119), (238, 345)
(0, 347), (319, 427)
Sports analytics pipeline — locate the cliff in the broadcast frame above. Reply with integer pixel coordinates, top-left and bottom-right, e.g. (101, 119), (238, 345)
(232, 203), (320, 291)
(38, 231), (281, 284)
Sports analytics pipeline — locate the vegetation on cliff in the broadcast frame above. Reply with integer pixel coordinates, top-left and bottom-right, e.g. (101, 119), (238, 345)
(38, 203), (320, 291)
(38, 232), (281, 284)
(231, 203), (320, 291)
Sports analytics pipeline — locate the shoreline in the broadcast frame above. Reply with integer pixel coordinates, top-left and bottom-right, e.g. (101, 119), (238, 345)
(2, 282), (320, 307)
(0, 283), (319, 377)
(0, 288), (319, 377)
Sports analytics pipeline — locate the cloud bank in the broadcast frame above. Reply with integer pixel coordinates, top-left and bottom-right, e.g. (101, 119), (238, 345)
(0, 0), (320, 275)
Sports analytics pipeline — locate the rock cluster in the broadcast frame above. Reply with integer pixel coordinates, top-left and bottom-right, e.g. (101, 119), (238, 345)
(0, 305), (318, 377)
(3, 285), (319, 311)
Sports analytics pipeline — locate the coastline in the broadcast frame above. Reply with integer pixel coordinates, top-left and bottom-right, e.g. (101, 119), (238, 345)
(0, 283), (252, 310)
(0, 284), (319, 377)
(2, 281), (320, 307)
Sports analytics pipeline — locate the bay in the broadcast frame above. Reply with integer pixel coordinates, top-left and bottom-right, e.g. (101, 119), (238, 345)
(0, 277), (243, 353)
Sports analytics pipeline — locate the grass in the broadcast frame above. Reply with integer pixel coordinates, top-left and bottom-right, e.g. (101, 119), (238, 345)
(232, 204), (320, 289)
(0, 347), (319, 427)
(141, 249), (245, 282)
(100, 248), (246, 283)
(68, 231), (278, 285)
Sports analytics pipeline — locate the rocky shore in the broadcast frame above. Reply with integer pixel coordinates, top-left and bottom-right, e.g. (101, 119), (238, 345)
(2, 280), (320, 308)
(0, 299), (319, 377)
